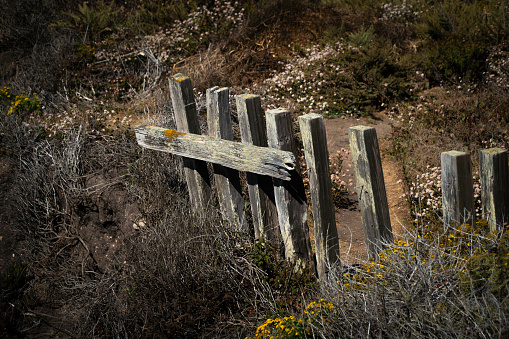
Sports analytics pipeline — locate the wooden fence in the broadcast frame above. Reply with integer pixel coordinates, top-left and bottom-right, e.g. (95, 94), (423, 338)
(135, 74), (509, 281)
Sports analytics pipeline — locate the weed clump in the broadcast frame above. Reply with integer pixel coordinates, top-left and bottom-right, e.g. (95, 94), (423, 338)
(0, 261), (32, 337)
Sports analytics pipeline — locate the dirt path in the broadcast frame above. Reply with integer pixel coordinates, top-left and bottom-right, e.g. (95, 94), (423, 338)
(324, 113), (410, 264)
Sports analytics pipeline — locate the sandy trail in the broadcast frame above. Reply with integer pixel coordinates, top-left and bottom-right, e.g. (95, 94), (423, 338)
(323, 114), (410, 264)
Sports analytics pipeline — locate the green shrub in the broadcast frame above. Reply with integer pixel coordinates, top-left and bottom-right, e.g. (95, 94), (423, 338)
(321, 0), (380, 14)
(465, 225), (509, 299)
(425, 37), (488, 84)
(55, 0), (121, 42)
(248, 299), (337, 338)
(347, 25), (375, 48)
(74, 43), (96, 64)
(133, 0), (192, 28)
(412, 0), (508, 84)
(266, 39), (412, 117)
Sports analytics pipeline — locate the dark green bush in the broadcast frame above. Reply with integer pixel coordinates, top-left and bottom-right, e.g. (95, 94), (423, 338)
(466, 228), (509, 299)
(327, 40), (412, 114)
(425, 37), (488, 84)
(61, 0), (121, 42)
(413, 0), (508, 84)
(0, 0), (58, 50)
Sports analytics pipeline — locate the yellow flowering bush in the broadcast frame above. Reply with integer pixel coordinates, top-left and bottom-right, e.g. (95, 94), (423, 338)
(331, 219), (509, 307)
(0, 86), (41, 115)
(247, 220), (508, 339)
(248, 299), (336, 339)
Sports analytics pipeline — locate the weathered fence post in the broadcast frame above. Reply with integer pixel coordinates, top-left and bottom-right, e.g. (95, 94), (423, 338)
(236, 94), (280, 247)
(169, 73), (212, 213)
(441, 151), (475, 228)
(348, 126), (392, 259)
(207, 87), (248, 232)
(266, 108), (313, 265)
(299, 113), (340, 281)
(480, 148), (509, 232)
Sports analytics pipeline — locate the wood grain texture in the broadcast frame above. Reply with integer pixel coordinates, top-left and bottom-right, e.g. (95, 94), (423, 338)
(349, 125), (392, 259)
(299, 113), (340, 281)
(207, 87), (247, 232)
(479, 148), (508, 232)
(441, 151), (475, 228)
(169, 74), (212, 213)
(236, 94), (280, 247)
(266, 109), (313, 266)
(135, 125), (295, 180)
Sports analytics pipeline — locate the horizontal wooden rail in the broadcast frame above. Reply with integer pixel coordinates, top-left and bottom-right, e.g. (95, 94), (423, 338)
(135, 125), (296, 181)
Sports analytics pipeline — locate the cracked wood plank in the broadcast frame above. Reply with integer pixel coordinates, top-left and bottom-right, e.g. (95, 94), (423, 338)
(349, 125), (392, 259)
(480, 148), (509, 232)
(236, 94), (280, 247)
(169, 74), (212, 213)
(135, 125), (296, 181)
(267, 108), (313, 266)
(300, 113), (340, 281)
(207, 86), (247, 232)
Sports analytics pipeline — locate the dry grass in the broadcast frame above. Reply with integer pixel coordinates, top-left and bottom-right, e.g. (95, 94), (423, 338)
(0, 111), (299, 337)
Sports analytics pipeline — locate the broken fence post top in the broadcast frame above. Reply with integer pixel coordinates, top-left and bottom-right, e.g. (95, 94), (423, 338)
(266, 108), (289, 114)
(442, 150), (470, 157)
(237, 93), (259, 99)
(299, 113), (322, 120)
(171, 73), (188, 82)
(481, 147), (506, 155)
(349, 125), (374, 131)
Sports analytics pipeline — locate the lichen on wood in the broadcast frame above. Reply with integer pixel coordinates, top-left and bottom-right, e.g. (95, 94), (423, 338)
(164, 129), (186, 142)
